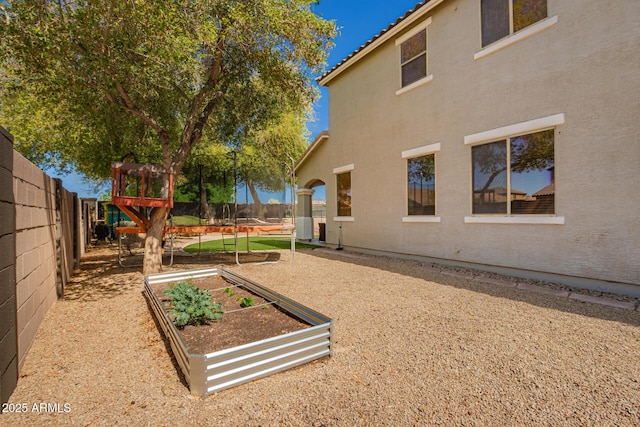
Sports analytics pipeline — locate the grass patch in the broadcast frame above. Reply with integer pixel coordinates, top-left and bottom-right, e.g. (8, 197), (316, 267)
(170, 215), (206, 226)
(183, 236), (318, 253)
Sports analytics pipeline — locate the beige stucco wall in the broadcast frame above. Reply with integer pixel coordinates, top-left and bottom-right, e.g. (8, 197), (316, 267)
(298, 0), (640, 290)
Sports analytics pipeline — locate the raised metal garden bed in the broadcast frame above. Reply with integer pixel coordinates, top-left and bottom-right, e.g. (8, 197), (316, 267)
(144, 267), (333, 397)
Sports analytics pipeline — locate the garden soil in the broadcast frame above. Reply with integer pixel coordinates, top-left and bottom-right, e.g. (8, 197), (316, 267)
(3, 245), (640, 426)
(150, 275), (309, 354)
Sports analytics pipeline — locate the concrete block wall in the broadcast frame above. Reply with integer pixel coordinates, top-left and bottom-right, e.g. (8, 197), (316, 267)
(0, 127), (18, 406)
(13, 150), (59, 371)
(0, 126), (84, 406)
(57, 179), (80, 290)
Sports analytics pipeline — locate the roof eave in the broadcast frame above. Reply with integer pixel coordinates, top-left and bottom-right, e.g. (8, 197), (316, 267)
(295, 131), (330, 173)
(317, 0), (447, 87)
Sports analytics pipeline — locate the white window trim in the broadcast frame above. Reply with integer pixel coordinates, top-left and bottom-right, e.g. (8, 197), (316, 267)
(474, 15), (558, 61)
(464, 113), (565, 146)
(403, 142), (440, 222)
(396, 75), (433, 96)
(396, 17), (432, 45)
(396, 17), (433, 96)
(333, 164), (354, 174)
(403, 216), (441, 223)
(402, 142), (441, 159)
(464, 216), (564, 225)
(465, 114), (565, 224)
(333, 216), (355, 222)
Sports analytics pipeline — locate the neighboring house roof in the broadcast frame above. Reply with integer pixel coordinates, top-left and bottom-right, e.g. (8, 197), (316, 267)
(317, 0), (446, 86)
(474, 187), (527, 195)
(295, 130), (329, 172)
(533, 183), (555, 197)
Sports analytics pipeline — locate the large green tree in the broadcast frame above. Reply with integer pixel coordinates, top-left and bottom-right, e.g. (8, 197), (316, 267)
(0, 0), (334, 273)
(175, 110), (308, 223)
(237, 110), (309, 220)
(174, 141), (234, 222)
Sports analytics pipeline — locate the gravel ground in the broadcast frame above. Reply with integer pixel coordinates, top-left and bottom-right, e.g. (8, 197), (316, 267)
(3, 246), (640, 426)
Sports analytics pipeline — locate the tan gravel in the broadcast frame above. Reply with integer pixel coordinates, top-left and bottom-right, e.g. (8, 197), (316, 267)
(3, 246), (640, 426)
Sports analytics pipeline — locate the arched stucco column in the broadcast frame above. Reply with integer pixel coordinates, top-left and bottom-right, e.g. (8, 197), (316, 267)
(295, 188), (314, 240)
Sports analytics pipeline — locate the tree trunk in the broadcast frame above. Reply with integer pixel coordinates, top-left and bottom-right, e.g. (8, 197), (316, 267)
(142, 207), (170, 275)
(247, 179), (265, 221)
(199, 171), (212, 224)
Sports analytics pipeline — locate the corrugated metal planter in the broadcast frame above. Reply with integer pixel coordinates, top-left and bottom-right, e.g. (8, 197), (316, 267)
(144, 267), (333, 397)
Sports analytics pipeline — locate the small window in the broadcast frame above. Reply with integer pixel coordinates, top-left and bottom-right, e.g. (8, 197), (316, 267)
(336, 172), (352, 217)
(481, 0), (548, 47)
(408, 155), (435, 215)
(400, 30), (427, 87)
(472, 129), (555, 215)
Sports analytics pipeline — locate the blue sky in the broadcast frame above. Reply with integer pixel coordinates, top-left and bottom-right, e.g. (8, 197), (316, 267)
(49, 1), (423, 201)
(307, 0), (422, 138)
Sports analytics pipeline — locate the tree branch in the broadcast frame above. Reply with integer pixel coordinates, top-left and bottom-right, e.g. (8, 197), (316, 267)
(103, 81), (170, 148)
(182, 39), (225, 149)
(172, 90), (224, 174)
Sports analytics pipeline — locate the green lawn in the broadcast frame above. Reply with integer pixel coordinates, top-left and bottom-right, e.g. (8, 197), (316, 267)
(169, 215), (206, 226)
(183, 236), (319, 253)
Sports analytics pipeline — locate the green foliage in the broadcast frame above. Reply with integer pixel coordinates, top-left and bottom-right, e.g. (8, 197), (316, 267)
(163, 280), (223, 328)
(223, 287), (235, 297)
(175, 142), (235, 203)
(1, 0), (335, 272)
(237, 297), (255, 308)
(173, 179), (233, 204)
(1, 0), (335, 178)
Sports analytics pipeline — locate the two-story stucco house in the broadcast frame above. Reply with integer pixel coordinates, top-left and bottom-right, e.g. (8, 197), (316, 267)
(295, 0), (640, 295)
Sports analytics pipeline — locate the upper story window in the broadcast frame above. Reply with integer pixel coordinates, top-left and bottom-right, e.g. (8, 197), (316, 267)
(401, 30), (427, 87)
(396, 17), (432, 95)
(481, 0), (548, 47)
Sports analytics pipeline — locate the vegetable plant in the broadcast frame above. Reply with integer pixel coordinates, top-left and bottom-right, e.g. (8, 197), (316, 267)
(164, 280), (223, 328)
(237, 296), (255, 308)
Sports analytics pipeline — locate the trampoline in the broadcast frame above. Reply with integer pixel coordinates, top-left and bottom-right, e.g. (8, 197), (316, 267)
(110, 161), (295, 267)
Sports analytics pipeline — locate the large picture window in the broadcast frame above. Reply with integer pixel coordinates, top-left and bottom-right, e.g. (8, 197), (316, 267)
(472, 129), (555, 215)
(481, 0), (548, 47)
(408, 154), (435, 215)
(336, 171), (352, 217)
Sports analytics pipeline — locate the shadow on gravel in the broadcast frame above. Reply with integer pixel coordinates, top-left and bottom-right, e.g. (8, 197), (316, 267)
(63, 246), (280, 302)
(307, 248), (640, 327)
(63, 249), (141, 302)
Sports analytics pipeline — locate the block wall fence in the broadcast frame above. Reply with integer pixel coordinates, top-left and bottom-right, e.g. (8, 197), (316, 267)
(0, 126), (87, 406)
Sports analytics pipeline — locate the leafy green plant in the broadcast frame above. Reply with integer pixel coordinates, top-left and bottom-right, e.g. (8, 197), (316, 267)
(164, 280), (223, 328)
(223, 287), (235, 297)
(237, 296), (255, 308)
